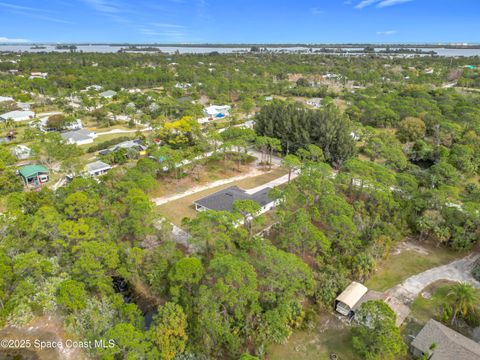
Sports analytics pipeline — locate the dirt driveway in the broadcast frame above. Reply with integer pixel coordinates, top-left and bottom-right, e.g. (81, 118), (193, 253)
(387, 253), (480, 303)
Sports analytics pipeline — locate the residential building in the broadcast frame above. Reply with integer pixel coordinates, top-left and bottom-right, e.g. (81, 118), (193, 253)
(411, 319), (480, 360)
(34, 117), (83, 132)
(85, 84), (103, 91)
(29, 72), (48, 79)
(203, 105), (231, 118)
(0, 96), (14, 103)
(11, 145), (32, 160)
(175, 82), (192, 90)
(0, 110), (35, 122)
(100, 90), (117, 99)
(193, 186), (277, 215)
(111, 140), (146, 152)
(306, 98), (322, 108)
(19, 164), (49, 186)
(61, 129), (97, 146)
(85, 161), (112, 177)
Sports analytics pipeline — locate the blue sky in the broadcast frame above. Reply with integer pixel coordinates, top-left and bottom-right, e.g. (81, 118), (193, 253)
(0, 0), (478, 44)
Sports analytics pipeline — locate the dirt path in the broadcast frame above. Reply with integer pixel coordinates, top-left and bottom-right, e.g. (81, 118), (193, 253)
(0, 316), (88, 360)
(387, 253), (480, 303)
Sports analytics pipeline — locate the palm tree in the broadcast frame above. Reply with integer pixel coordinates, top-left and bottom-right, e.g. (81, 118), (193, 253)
(447, 283), (478, 325)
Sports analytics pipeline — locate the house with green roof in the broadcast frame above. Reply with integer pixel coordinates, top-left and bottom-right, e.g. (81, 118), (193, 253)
(19, 165), (49, 187)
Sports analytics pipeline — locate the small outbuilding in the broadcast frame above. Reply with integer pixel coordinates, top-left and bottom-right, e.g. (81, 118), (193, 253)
(335, 282), (368, 317)
(335, 282), (410, 326)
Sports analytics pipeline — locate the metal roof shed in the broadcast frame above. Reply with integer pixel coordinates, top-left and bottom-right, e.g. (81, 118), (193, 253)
(335, 281), (368, 317)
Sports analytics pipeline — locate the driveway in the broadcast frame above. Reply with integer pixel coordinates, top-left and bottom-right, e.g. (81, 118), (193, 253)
(386, 253), (480, 303)
(152, 167), (265, 206)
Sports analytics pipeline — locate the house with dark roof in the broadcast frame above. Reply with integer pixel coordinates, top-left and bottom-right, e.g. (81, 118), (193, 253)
(193, 186), (277, 215)
(411, 319), (480, 360)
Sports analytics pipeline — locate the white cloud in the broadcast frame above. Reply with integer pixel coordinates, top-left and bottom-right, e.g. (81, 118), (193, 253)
(355, 0), (413, 8)
(377, 30), (398, 35)
(82, 0), (119, 13)
(355, 0), (379, 9)
(377, 0), (413, 7)
(152, 23), (185, 29)
(0, 36), (29, 43)
(0, 2), (40, 11)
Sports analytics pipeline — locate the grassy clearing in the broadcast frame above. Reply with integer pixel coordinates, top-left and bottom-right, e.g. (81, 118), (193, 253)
(409, 280), (456, 324)
(267, 312), (356, 360)
(156, 168), (287, 226)
(405, 280), (480, 343)
(150, 156), (258, 198)
(365, 243), (466, 292)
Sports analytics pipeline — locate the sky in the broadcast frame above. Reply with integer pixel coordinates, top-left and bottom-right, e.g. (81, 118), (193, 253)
(0, 0), (478, 44)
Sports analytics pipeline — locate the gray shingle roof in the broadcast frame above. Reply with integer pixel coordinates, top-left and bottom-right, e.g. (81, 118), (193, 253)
(61, 129), (93, 142)
(411, 319), (480, 360)
(100, 90), (117, 98)
(194, 186), (273, 212)
(85, 161), (112, 174)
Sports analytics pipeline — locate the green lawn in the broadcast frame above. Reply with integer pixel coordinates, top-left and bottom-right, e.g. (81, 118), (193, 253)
(267, 312), (357, 360)
(365, 244), (466, 292)
(409, 280), (455, 324)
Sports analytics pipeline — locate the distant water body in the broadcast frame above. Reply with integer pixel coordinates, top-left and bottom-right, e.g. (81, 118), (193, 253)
(1, 45), (480, 57)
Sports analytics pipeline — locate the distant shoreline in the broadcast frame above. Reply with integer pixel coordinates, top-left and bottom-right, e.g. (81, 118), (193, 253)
(1, 43), (480, 49)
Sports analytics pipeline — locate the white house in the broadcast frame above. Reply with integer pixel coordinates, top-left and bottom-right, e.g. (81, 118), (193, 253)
(29, 72), (48, 80)
(65, 119), (83, 131)
(175, 82), (192, 90)
(85, 161), (112, 177)
(100, 90), (117, 99)
(305, 98), (322, 108)
(203, 105), (231, 118)
(11, 145), (32, 160)
(0, 96), (14, 103)
(34, 117), (83, 132)
(0, 110), (35, 122)
(61, 129), (97, 146)
(85, 85), (103, 91)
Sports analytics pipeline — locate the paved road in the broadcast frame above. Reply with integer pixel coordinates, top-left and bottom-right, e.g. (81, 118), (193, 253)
(386, 253), (480, 303)
(96, 127), (152, 136)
